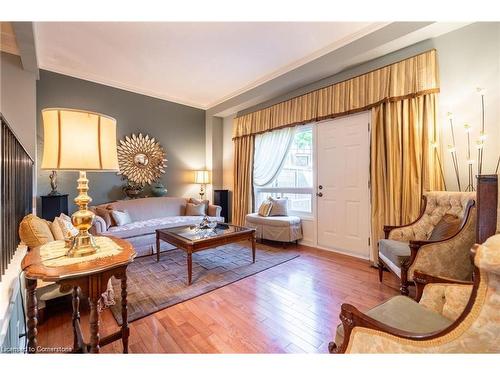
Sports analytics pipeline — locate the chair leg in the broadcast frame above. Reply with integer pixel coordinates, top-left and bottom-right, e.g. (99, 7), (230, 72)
(400, 267), (410, 296)
(378, 259), (384, 282)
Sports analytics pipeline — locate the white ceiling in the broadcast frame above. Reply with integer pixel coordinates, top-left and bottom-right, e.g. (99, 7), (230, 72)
(34, 22), (387, 109)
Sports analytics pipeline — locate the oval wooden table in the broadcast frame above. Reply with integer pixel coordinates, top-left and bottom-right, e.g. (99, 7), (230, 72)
(22, 236), (136, 353)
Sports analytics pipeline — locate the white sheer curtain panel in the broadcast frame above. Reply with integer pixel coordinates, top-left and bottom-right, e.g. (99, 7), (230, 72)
(253, 126), (295, 187)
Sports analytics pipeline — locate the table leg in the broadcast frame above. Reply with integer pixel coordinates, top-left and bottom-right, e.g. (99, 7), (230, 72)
(187, 252), (192, 285)
(121, 274), (129, 353)
(26, 277), (38, 353)
(72, 286), (81, 352)
(156, 233), (160, 262)
(88, 295), (100, 353)
(252, 235), (256, 263)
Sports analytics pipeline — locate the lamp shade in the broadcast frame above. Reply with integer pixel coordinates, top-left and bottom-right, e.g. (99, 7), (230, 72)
(194, 170), (210, 184)
(41, 108), (119, 171)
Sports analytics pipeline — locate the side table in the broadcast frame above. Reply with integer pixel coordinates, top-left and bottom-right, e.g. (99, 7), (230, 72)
(21, 236), (136, 353)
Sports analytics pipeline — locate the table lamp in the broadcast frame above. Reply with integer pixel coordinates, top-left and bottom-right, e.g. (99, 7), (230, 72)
(41, 108), (119, 257)
(194, 170), (210, 199)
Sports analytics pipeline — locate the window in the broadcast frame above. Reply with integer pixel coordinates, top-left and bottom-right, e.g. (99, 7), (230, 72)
(254, 125), (313, 215)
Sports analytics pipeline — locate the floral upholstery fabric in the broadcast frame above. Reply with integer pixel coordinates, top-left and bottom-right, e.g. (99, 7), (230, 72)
(419, 284), (473, 321)
(407, 207), (476, 281)
(389, 192), (475, 242)
(343, 233), (500, 353)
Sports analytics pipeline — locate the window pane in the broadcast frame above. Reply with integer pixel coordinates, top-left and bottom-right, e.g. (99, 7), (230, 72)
(254, 125), (313, 215)
(262, 126), (313, 189)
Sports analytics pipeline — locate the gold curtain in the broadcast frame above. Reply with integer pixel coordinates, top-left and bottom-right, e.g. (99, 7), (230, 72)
(233, 50), (439, 139)
(370, 93), (444, 260)
(231, 49), (443, 246)
(232, 135), (254, 226)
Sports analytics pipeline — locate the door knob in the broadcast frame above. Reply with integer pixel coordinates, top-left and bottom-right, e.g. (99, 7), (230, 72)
(316, 192), (323, 197)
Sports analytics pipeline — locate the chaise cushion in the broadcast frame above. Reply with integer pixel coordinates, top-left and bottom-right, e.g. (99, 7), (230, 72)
(379, 239), (410, 267)
(335, 295), (453, 347)
(269, 197), (288, 216)
(245, 213), (301, 227)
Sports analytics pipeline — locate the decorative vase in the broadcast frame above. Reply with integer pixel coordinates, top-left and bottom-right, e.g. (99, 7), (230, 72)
(122, 183), (143, 199)
(151, 182), (168, 197)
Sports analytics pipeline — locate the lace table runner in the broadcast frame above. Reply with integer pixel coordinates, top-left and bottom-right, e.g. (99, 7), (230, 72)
(40, 236), (123, 267)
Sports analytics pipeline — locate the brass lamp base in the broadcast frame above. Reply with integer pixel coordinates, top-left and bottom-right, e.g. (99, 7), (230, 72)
(67, 232), (98, 257)
(66, 171), (100, 258)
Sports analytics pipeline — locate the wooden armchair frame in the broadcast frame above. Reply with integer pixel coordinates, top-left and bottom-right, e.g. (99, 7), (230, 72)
(329, 268), (477, 354)
(379, 197), (476, 295)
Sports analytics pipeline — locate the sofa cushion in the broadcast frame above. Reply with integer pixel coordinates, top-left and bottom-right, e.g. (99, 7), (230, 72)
(19, 214), (54, 248)
(189, 198), (209, 214)
(379, 239), (410, 267)
(95, 206), (114, 229)
(50, 218), (65, 240)
(245, 213), (301, 227)
(106, 197), (189, 222)
(185, 203), (205, 216)
(335, 295), (453, 347)
(111, 210), (133, 226)
(106, 215), (223, 239)
(428, 214), (461, 241)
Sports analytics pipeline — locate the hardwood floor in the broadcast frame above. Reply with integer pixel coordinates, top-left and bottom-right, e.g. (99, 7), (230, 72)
(36, 244), (400, 353)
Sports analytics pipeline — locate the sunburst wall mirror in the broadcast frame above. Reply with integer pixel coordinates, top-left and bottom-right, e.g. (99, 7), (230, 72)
(117, 133), (167, 186)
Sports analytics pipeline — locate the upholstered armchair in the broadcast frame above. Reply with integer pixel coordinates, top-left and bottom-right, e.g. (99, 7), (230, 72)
(379, 191), (476, 295)
(329, 234), (500, 353)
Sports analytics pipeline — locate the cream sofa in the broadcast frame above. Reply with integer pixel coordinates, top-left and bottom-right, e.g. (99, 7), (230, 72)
(91, 197), (223, 256)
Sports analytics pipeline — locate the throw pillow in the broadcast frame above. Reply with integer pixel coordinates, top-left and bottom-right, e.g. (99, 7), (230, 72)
(189, 198), (209, 214)
(95, 206), (113, 229)
(185, 202), (206, 216)
(269, 197), (288, 216)
(18, 214), (55, 248)
(50, 218), (65, 240)
(111, 210), (133, 226)
(428, 214), (462, 241)
(58, 213), (79, 237)
(258, 199), (273, 217)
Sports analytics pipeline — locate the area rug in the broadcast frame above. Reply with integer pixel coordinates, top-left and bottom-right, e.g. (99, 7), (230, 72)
(110, 241), (299, 324)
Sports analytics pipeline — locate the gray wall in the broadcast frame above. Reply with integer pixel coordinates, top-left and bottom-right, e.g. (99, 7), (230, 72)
(0, 52), (37, 159)
(36, 70), (206, 212)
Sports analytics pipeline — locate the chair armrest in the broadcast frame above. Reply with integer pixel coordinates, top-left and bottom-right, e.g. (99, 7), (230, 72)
(90, 215), (107, 235)
(413, 271), (474, 301)
(330, 302), (436, 354)
(208, 204), (222, 218)
(383, 196), (427, 239)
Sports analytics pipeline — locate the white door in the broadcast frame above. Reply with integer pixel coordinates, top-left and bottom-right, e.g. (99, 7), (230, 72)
(316, 112), (370, 259)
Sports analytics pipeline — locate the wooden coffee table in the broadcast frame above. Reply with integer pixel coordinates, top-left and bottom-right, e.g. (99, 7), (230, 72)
(155, 223), (256, 285)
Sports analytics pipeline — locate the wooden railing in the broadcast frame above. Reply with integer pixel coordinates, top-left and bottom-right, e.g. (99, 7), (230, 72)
(0, 114), (34, 281)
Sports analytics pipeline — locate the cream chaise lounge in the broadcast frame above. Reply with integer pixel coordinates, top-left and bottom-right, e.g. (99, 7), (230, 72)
(245, 213), (302, 244)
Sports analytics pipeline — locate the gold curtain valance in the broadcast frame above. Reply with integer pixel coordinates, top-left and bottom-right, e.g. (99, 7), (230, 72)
(233, 50), (439, 139)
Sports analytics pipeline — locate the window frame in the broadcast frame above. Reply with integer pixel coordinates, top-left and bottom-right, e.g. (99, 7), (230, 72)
(253, 124), (315, 218)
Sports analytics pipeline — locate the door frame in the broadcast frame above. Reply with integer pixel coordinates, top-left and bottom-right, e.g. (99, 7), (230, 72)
(312, 111), (372, 260)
